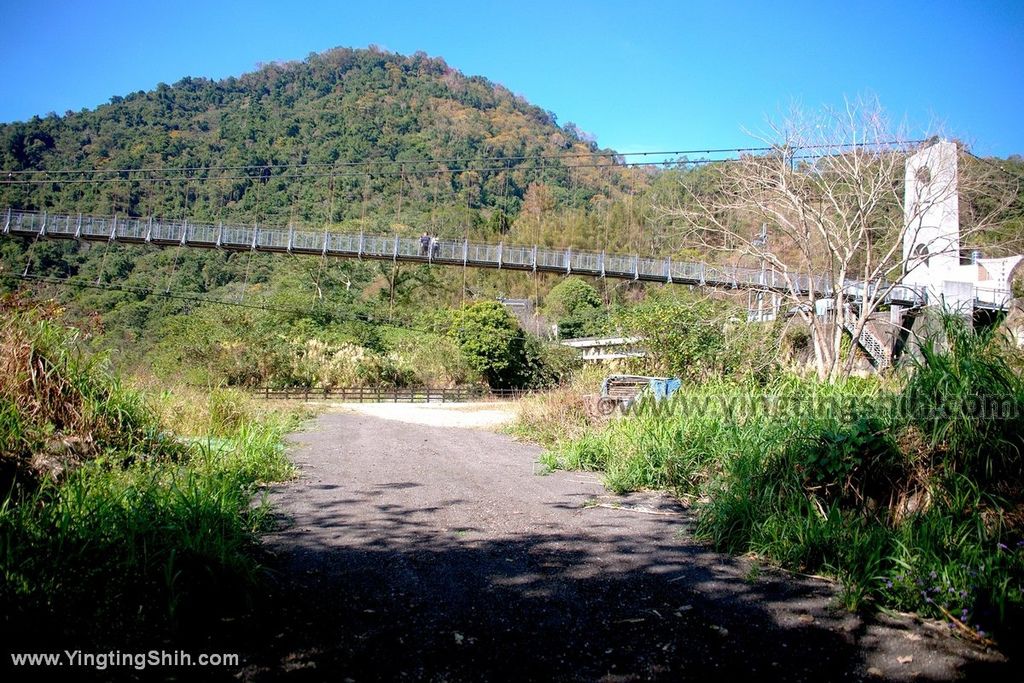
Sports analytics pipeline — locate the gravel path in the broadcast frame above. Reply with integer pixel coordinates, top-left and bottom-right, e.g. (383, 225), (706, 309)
(237, 407), (1010, 682)
(326, 400), (517, 429)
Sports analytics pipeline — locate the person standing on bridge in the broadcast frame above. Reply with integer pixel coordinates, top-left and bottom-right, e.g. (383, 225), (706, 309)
(431, 234), (441, 258)
(420, 232), (431, 256)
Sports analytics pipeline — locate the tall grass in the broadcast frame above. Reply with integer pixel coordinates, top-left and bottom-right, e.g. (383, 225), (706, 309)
(529, 320), (1024, 637)
(507, 365), (607, 448)
(1, 311), (181, 490)
(904, 315), (1024, 481)
(542, 376), (884, 495)
(0, 313), (301, 642)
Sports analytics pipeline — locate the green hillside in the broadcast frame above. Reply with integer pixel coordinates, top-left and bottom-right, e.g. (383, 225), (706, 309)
(0, 46), (636, 232)
(0, 47), (657, 388)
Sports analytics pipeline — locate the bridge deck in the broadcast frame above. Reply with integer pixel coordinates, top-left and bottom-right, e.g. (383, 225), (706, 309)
(2, 208), (992, 309)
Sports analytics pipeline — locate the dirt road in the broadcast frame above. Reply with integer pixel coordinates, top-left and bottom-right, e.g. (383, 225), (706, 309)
(237, 406), (1009, 681)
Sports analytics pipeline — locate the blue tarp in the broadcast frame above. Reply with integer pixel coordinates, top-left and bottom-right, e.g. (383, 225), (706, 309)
(650, 377), (682, 401)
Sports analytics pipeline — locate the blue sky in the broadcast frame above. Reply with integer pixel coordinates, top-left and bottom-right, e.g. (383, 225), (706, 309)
(0, 0), (1021, 156)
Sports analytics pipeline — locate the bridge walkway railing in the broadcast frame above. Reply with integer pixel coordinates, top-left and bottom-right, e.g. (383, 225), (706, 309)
(3, 208), (934, 307)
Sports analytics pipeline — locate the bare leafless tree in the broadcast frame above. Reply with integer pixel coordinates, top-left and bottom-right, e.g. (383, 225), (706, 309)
(659, 97), (1018, 380)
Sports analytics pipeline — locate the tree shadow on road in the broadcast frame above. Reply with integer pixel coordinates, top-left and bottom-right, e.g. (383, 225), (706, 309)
(222, 488), (1011, 683)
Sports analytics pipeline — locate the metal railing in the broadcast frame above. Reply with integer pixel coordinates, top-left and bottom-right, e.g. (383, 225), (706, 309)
(3, 207), (1007, 309)
(844, 322), (891, 370)
(253, 386), (535, 402)
(973, 287), (1015, 310)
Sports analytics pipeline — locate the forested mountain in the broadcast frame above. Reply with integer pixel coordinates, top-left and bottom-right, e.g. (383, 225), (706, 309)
(0, 46), (633, 233)
(0, 47), (655, 388)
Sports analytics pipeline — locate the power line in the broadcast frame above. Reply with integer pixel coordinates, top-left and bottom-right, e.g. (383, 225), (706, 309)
(0, 149), (923, 187)
(1, 139), (925, 180)
(2, 272), (439, 334)
(964, 151), (1024, 183)
(0, 158), (691, 185)
(1, 147), (729, 177)
(1, 160), (666, 185)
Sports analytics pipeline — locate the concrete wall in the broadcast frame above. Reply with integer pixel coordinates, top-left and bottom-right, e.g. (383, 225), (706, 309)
(903, 141), (962, 301)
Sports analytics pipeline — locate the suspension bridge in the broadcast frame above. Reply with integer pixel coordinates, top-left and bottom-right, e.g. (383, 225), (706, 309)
(1, 207), (952, 309)
(3, 141), (1019, 376)
(5, 138), (1019, 318)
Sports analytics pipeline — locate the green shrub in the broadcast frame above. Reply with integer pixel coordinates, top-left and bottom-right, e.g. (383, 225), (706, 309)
(450, 301), (527, 388)
(544, 277), (602, 320)
(0, 415), (295, 634)
(1, 312), (180, 489)
(545, 277), (607, 338)
(615, 290), (782, 382)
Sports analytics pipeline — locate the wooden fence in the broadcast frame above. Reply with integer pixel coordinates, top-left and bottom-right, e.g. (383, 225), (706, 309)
(253, 386), (535, 402)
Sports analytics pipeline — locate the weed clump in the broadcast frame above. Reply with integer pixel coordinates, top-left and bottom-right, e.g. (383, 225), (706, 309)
(0, 310), (299, 646)
(532, 317), (1024, 639)
(0, 307), (179, 491)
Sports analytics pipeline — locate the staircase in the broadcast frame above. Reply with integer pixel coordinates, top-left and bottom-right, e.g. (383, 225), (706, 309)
(845, 322), (891, 371)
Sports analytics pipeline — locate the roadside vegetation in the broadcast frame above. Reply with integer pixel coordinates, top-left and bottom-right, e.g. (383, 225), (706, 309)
(524, 314), (1024, 641)
(0, 301), (304, 645)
